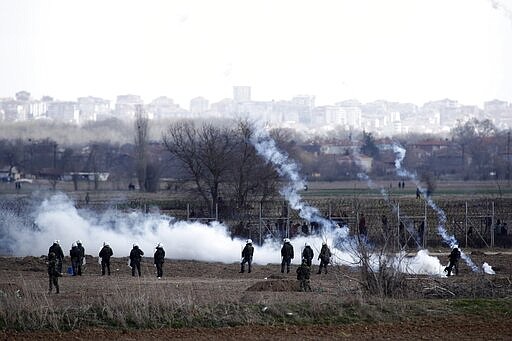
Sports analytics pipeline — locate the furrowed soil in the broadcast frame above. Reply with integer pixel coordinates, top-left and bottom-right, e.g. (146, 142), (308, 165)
(1, 251), (511, 340)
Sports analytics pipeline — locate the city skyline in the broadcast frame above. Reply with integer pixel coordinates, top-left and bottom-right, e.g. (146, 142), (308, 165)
(1, 0), (512, 109)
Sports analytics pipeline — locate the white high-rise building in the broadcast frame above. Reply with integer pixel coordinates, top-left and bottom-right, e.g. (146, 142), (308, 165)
(190, 97), (209, 114)
(233, 86), (251, 103)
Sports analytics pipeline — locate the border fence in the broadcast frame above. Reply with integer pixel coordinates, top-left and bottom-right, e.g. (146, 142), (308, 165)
(3, 196), (511, 249)
(105, 197), (512, 249)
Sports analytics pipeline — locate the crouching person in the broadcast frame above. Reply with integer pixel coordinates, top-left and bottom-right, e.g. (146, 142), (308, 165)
(47, 252), (61, 294)
(296, 259), (312, 292)
(444, 245), (461, 276)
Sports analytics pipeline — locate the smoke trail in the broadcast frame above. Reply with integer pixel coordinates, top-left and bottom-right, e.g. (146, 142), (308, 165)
(392, 143), (481, 273)
(248, 127), (448, 276)
(488, 0), (512, 24)
(352, 141), (421, 248)
(249, 122), (349, 239)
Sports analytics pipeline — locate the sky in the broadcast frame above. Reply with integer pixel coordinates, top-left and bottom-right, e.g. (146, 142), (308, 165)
(1, 0), (511, 108)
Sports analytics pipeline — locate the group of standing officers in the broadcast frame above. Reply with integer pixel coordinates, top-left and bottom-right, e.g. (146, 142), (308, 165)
(47, 237), (333, 294)
(46, 240), (167, 294)
(239, 238), (333, 292)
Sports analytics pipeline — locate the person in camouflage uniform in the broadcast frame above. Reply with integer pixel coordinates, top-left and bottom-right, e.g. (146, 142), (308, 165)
(240, 239), (254, 273)
(296, 258), (312, 292)
(280, 238), (294, 273)
(47, 252), (60, 294)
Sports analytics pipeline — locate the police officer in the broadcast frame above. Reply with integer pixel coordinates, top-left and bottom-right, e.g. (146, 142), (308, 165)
(130, 243), (144, 277)
(317, 242), (331, 274)
(47, 252), (61, 294)
(76, 240), (85, 275)
(99, 241), (113, 276)
(240, 239), (254, 273)
(48, 240), (65, 275)
(302, 243), (314, 267)
(154, 243), (165, 279)
(280, 238), (294, 273)
(445, 245), (461, 276)
(69, 242), (80, 276)
(296, 258), (312, 292)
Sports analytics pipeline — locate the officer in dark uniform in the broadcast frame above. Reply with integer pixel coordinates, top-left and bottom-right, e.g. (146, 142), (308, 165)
(48, 240), (65, 274)
(317, 242), (332, 274)
(445, 245), (461, 276)
(69, 242), (81, 276)
(280, 238), (294, 273)
(240, 239), (254, 273)
(76, 240), (85, 275)
(301, 243), (314, 266)
(130, 243), (144, 277)
(154, 243), (165, 278)
(99, 241), (113, 276)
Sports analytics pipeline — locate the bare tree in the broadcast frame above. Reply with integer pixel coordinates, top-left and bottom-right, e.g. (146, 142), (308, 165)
(163, 120), (234, 214)
(229, 120), (280, 208)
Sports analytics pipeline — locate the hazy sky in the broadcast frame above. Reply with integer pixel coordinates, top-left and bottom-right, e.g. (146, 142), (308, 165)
(1, 0), (511, 108)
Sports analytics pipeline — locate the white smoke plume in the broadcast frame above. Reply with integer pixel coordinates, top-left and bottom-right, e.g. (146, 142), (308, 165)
(0, 192), (349, 266)
(249, 122), (349, 239)
(0, 192), (451, 276)
(248, 125), (447, 276)
(482, 262), (496, 274)
(392, 143), (483, 273)
(488, 0), (512, 24)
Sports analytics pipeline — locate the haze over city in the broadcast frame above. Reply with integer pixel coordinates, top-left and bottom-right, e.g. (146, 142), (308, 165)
(1, 0), (512, 109)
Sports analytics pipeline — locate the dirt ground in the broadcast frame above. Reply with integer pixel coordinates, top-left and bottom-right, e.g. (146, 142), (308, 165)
(1, 250), (511, 340)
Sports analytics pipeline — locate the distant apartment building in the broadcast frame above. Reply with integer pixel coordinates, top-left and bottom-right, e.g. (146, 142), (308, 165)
(484, 99), (512, 129)
(46, 101), (79, 123)
(189, 96), (209, 115)
(292, 95), (315, 124)
(77, 96), (110, 123)
(115, 94), (144, 119)
(146, 96), (185, 119)
(211, 98), (236, 117)
(0, 99), (23, 121)
(233, 86), (251, 103)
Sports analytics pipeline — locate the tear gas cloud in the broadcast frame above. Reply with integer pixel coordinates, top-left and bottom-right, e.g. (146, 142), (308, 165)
(0, 193), (342, 266)
(0, 192), (449, 276)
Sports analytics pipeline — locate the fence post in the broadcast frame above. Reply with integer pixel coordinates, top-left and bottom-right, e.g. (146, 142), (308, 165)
(259, 202), (262, 245)
(187, 203), (190, 220)
(491, 201), (495, 248)
(465, 201), (468, 248)
(424, 201), (427, 249)
(397, 202), (400, 250)
(215, 203), (218, 221)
